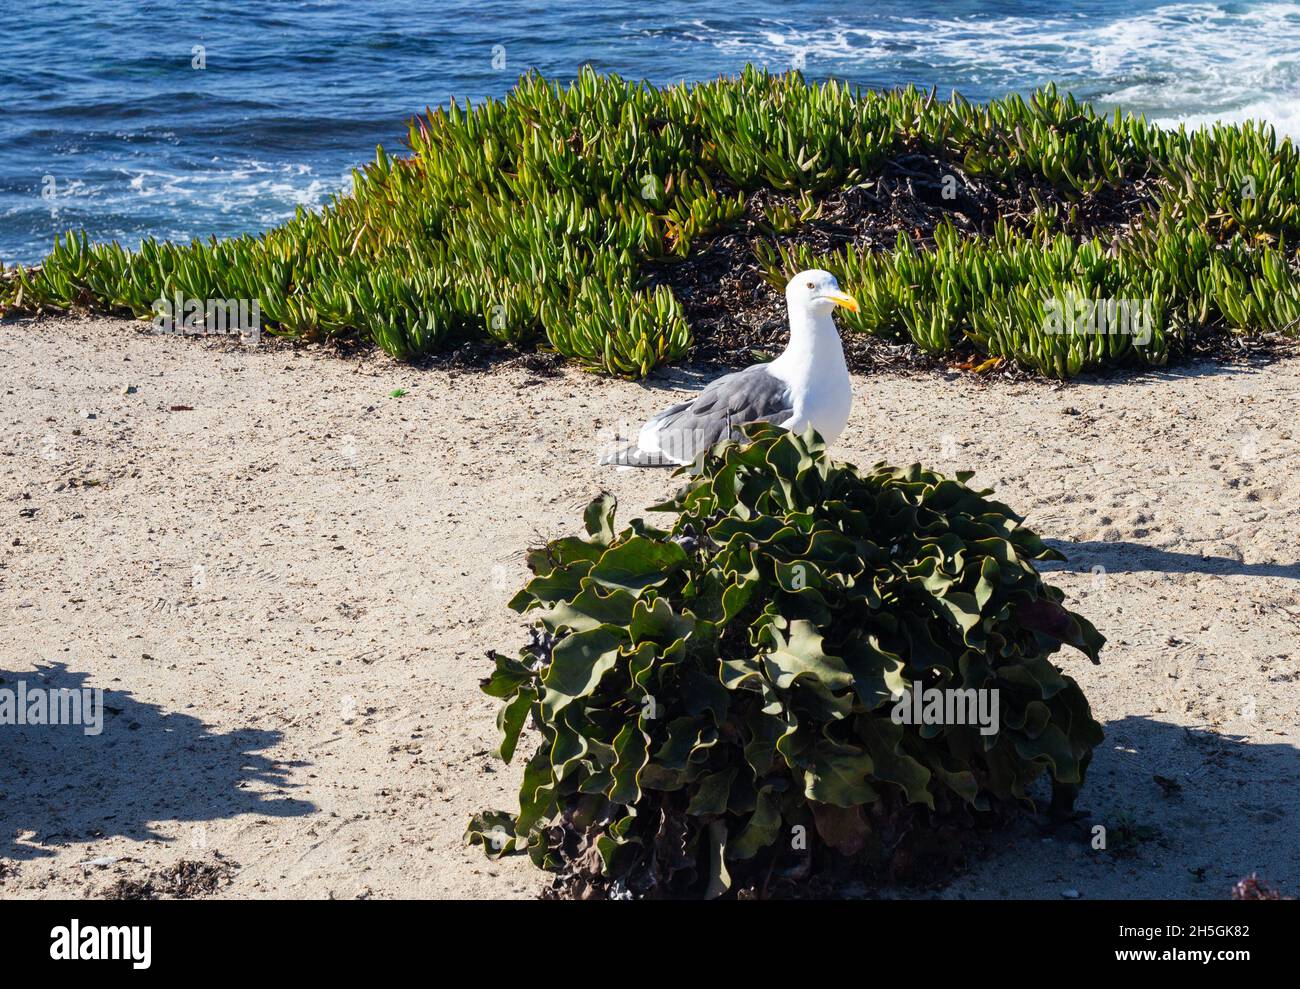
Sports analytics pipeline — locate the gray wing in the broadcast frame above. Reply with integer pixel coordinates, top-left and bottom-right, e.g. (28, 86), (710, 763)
(621, 364), (792, 466)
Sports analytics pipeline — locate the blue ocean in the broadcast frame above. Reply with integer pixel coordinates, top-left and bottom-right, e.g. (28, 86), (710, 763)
(3, 0), (1299, 265)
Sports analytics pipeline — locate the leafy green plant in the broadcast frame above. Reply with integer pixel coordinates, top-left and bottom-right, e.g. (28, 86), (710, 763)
(10, 69), (1299, 377)
(762, 221), (1174, 376)
(948, 85), (1162, 197)
(543, 280), (690, 378)
(468, 424), (1104, 897)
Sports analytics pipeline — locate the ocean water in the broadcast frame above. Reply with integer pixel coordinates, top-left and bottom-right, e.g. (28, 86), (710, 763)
(2, 0), (1299, 265)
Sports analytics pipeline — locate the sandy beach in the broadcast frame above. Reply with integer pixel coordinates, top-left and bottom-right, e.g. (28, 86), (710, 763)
(1, 314), (1297, 900)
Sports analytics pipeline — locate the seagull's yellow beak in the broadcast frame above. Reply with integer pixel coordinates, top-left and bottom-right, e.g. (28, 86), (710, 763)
(824, 289), (859, 313)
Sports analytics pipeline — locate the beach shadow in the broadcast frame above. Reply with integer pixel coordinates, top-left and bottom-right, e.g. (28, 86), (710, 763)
(936, 714), (1300, 899)
(0, 662), (314, 862)
(1061, 715), (1299, 892)
(636, 362), (728, 393)
(1071, 358), (1272, 386)
(1042, 539), (1300, 580)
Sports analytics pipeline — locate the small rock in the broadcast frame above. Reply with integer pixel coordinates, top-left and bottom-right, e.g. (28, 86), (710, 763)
(1061, 889), (1081, 899)
(121, 385), (137, 395)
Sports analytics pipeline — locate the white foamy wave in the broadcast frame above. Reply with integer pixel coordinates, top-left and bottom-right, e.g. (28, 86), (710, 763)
(672, 14), (1099, 80)
(666, 2), (1300, 138)
(1153, 98), (1300, 139)
(119, 160), (347, 225)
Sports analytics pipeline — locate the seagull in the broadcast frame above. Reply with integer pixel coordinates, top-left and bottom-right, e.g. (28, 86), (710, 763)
(601, 269), (858, 467)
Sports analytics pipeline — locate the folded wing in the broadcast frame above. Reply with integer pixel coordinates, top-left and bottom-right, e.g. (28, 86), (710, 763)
(602, 364), (793, 466)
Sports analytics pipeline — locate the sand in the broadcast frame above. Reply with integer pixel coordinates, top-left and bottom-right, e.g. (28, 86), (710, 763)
(1, 314), (1296, 900)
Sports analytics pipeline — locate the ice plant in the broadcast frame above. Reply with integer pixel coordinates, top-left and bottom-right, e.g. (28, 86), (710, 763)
(5, 69), (1297, 376)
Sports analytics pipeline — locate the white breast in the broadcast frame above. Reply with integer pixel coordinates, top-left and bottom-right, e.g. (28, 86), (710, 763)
(768, 310), (853, 444)
(788, 370), (852, 442)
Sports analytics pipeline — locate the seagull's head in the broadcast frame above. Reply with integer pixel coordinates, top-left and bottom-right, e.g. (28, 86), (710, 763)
(786, 269), (859, 318)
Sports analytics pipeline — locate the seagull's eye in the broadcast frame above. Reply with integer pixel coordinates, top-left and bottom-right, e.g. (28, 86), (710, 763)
(806, 281), (815, 289)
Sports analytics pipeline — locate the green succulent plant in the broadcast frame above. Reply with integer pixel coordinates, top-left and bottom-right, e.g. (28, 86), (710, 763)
(542, 280), (690, 378)
(468, 424), (1104, 897)
(10, 69), (1299, 377)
